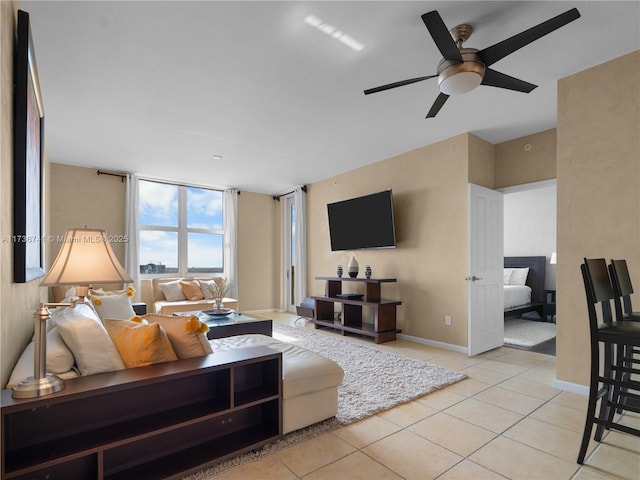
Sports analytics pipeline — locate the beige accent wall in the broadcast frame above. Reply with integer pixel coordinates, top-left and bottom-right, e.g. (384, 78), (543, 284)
(307, 133), (495, 346)
(49, 164), (127, 293)
(0, 1), (51, 388)
(556, 51), (640, 386)
(236, 191), (281, 311)
(495, 128), (557, 188)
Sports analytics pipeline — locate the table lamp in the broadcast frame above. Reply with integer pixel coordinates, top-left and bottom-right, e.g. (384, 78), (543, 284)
(12, 228), (133, 398)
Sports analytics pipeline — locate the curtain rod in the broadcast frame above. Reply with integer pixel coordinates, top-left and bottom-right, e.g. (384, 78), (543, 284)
(273, 185), (307, 201)
(97, 171), (241, 194)
(97, 170), (126, 182)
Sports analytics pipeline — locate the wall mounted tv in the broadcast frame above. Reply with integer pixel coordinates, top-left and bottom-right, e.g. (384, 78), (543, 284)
(327, 190), (397, 251)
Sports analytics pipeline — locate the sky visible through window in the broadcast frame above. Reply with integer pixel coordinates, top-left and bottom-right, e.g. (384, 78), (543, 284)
(139, 181), (223, 273)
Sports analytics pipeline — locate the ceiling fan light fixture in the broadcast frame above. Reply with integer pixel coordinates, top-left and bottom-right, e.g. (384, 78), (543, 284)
(439, 70), (482, 95)
(437, 49), (485, 95)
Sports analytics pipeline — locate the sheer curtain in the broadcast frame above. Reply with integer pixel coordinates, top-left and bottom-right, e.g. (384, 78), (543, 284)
(124, 174), (140, 301)
(293, 186), (307, 304)
(224, 188), (239, 299)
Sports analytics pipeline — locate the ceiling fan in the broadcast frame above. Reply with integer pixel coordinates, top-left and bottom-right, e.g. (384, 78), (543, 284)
(364, 8), (580, 118)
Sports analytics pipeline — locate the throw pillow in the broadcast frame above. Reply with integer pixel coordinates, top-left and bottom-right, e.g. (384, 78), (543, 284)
(89, 291), (137, 321)
(143, 313), (213, 359)
(104, 318), (178, 368)
(509, 267), (530, 286)
(55, 303), (126, 375)
(200, 280), (216, 299)
(5, 327), (75, 389)
(180, 280), (204, 301)
(159, 280), (187, 302)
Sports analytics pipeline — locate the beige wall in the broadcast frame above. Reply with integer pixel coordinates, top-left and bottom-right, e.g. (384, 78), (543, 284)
(556, 51), (640, 386)
(495, 128), (557, 189)
(307, 133), (489, 346)
(49, 164), (127, 293)
(0, 1), (51, 388)
(236, 191), (281, 311)
(48, 166), (280, 314)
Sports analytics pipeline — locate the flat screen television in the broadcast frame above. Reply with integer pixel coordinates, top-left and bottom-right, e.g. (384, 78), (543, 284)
(327, 190), (397, 251)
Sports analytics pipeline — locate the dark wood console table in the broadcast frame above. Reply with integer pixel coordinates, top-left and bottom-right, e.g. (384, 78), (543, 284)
(312, 276), (401, 343)
(1, 347), (282, 480)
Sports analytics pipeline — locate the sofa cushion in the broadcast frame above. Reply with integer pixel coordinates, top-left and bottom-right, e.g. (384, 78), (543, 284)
(90, 290), (137, 321)
(143, 313), (213, 359)
(54, 303), (126, 375)
(159, 280), (187, 302)
(154, 298), (238, 315)
(180, 280), (204, 301)
(210, 334), (344, 400)
(105, 318), (178, 368)
(5, 327), (75, 389)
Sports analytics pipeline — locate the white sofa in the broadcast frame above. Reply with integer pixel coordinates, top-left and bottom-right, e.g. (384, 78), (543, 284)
(151, 277), (238, 315)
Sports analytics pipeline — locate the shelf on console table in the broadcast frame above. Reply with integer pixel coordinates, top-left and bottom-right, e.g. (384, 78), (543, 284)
(312, 277), (401, 344)
(1, 346), (282, 480)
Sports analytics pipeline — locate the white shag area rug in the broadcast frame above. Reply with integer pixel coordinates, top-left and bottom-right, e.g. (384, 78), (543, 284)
(183, 323), (466, 479)
(504, 318), (556, 347)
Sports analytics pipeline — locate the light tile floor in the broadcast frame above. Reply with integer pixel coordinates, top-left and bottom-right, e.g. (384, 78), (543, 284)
(212, 313), (640, 480)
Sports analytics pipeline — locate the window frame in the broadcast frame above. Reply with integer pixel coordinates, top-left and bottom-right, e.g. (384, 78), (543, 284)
(138, 179), (224, 278)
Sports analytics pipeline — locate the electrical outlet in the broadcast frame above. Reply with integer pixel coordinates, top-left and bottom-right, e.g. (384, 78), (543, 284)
(445, 315), (452, 326)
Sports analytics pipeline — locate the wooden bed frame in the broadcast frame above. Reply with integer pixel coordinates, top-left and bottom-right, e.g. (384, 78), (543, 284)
(504, 256), (546, 319)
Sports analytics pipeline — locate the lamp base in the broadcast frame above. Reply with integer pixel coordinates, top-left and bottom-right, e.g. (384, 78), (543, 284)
(12, 374), (65, 398)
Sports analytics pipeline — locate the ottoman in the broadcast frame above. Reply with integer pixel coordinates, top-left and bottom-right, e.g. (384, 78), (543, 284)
(210, 334), (344, 434)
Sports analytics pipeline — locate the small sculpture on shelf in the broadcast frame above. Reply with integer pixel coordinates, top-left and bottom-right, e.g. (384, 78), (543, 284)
(337, 265), (343, 278)
(365, 265), (372, 279)
(348, 256), (359, 278)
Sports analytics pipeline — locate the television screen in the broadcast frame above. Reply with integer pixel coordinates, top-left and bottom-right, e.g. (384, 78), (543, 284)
(327, 190), (397, 251)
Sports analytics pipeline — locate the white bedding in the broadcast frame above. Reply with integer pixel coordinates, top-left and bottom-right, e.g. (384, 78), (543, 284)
(504, 285), (532, 309)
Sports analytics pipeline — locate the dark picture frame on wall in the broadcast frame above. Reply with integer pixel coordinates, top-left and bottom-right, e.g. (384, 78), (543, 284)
(13, 10), (45, 283)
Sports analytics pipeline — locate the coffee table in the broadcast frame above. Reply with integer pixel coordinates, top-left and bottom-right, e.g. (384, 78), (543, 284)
(174, 310), (272, 339)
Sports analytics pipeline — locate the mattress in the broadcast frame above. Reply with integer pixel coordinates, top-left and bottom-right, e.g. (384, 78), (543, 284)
(504, 285), (532, 309)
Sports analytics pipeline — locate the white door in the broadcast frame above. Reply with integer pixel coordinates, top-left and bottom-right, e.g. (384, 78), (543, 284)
(468, 183), (504, 355)
(283, 194), (297, 313)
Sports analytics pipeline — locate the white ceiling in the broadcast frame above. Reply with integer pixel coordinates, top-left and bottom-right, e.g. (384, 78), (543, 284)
(23, 1), (640, 195)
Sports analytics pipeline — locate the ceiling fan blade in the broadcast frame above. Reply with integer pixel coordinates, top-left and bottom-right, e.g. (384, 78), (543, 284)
(364, 75), (437, 95)
(422, 11), (463, 63)
(478, 8), (580, 67)
(481, 68), (537, 93)
(426, 93), (449, 118)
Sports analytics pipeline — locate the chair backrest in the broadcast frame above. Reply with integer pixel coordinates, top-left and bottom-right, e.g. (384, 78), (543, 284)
(582, 258), (615, 326)
(609, 259), (634, 318)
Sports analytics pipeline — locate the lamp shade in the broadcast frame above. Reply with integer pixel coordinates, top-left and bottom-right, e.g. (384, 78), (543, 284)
(41, 228), (133, 286)
(550, 252), (557, 265)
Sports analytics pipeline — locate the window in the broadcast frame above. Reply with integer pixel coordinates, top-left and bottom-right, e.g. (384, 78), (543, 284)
(138, 179), (224, 276)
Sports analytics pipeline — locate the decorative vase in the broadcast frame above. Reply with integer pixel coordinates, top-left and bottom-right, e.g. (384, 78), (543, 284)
(365, 265), (372, 279)
(347, 256), (359, 278)
(214, 298), (223, 313)
(337, 265), (343, 278)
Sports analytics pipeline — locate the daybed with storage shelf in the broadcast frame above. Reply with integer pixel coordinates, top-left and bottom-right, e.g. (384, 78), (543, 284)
(151, 277), (238, 315)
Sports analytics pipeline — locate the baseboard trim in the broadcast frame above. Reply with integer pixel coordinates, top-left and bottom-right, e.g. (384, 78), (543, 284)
(397, 333), (468, 355)
(553, 379), (589, 396)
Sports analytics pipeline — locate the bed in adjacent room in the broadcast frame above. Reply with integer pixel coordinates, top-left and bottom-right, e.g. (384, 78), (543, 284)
(503, 256), (546, 319)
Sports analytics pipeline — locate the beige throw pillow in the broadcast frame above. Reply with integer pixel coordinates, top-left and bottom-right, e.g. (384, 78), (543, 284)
(104, 318), (178, 368)
(181, 280), (204, 301)
(143, 313), (213, 359)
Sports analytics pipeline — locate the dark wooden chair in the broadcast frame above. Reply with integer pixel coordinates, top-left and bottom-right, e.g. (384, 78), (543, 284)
(578, 258), (640, 464)
(609, 259), (640, 321)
